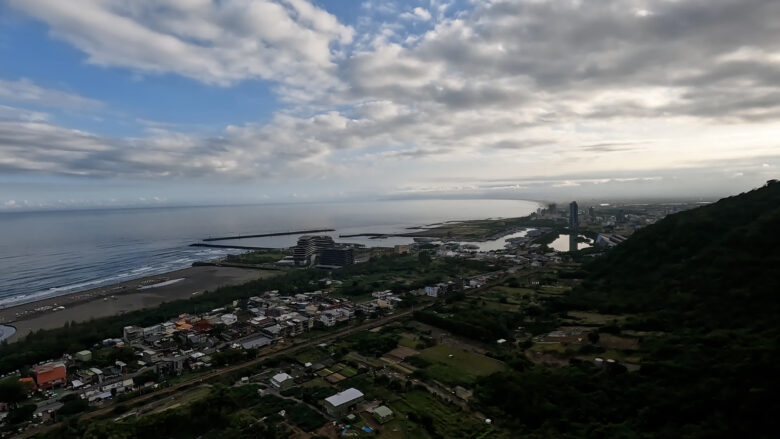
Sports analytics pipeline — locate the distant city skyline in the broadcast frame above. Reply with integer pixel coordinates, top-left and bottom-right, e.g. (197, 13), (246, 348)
(0, 0), (778, 210)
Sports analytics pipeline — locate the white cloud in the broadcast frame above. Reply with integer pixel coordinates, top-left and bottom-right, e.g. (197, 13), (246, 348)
(0, 78), (102, 110)
(9, 0), (353, 92)
(3, 0), (780, 200)
(402, 7), (432, 21)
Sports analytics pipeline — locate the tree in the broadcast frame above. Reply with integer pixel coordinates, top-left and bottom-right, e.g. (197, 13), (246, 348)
(133, 369), (158, 386)
(418, 251), (432, 266)
(6, 404), (36, 425)
(0, 376), (28, 406)
(588, 331), (600, 344)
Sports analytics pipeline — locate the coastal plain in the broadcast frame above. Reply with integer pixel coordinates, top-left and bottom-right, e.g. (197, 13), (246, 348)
(0, 266), (277, 343)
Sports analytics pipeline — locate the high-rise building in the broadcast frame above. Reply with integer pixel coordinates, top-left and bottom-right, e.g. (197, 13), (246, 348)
(293, 235), (335, 266)
(569, 201), (579, 231)
(319, 246), (354, 267)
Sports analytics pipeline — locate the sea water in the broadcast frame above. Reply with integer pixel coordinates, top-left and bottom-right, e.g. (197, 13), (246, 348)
(0, 199), (539, 307)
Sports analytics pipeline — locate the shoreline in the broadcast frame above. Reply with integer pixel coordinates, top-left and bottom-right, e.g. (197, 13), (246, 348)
(0, 265), (277, 343)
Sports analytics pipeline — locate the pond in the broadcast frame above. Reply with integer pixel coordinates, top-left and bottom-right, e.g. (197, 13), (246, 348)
(549, 234), (593, 252)
(0, 325), (16, 342)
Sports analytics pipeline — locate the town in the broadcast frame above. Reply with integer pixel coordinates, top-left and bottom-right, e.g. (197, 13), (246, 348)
(0, 202), (699, 438)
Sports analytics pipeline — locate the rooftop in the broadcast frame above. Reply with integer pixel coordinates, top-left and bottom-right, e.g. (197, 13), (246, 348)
(324, 387), (364, 407)
(272, 373), (292, 383)
(373, 405), (393, 417)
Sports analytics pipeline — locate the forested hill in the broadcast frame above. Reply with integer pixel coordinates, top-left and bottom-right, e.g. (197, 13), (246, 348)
(572, 179), (780, 331)
(509, 181), (780, 437)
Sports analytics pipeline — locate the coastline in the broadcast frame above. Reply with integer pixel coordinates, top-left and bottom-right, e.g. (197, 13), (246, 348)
(0, 265), (276, 343)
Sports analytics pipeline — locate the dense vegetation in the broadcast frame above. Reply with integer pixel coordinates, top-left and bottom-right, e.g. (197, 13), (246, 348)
(475, 181), (780, 438)
(331, 254), (494, 297)
(574, 180), (780, 322)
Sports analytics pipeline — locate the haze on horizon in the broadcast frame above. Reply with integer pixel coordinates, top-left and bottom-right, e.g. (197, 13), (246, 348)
(0, 0), (778, 211)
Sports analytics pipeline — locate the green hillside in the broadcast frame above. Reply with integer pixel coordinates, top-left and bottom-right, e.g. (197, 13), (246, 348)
(477, 181), (780, 438)
(574, 179), (780, 331)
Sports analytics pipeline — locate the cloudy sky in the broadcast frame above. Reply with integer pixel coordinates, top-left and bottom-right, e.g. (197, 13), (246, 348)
(0, 0), (778, 210)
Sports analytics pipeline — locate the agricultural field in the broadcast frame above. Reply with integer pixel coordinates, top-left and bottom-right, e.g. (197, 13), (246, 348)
(564, 311), (631, 325)
(389, 390), (499, 439)
(412, 345), (505, 385)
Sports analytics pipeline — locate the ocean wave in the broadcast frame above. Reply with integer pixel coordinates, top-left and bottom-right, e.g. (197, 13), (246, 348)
(0, 260), (193, 308)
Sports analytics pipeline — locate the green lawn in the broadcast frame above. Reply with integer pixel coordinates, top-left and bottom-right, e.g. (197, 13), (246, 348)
(340, 366), (358, 377)
(414, 345), (505, 385)
(398, 337), (419, 349)
(538, 285), (569, 295)
(527, 342), (569, 353)
(294, 348), (327, 364)
(301, 377), (329, 388)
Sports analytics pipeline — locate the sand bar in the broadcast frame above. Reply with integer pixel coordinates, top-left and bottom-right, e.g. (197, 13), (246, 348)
(0, 266), (277, 343)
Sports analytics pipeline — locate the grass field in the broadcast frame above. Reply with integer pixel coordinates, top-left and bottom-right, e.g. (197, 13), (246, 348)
(294, 348), (327, 364)
(527, 342), (569, 354)
(488, 286), (536, 298)
(414, 345), (505, 385)
(398, 337), (419, 349)
(565, 311), (630, 324)
(301, 377), (328, 388)
(537, 285), (569, 296)
(147, 386), (211, 415)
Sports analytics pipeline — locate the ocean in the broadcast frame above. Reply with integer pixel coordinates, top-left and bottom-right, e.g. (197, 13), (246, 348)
(0, 199), (539, 308)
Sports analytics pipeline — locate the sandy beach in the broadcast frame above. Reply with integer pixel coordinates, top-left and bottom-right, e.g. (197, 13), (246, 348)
(0, 265), (277, 343)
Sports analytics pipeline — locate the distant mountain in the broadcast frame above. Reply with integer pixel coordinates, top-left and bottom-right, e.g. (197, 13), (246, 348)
(574, 179), (780, 331)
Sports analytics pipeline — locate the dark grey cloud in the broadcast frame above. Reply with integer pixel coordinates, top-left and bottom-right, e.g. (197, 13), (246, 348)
(346, 0), (780, 121)
(489, 139), (553, 150)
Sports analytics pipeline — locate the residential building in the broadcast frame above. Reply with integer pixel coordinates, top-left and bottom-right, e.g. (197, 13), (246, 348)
(270, 372), (294, 390)
(240, 335), (273, 350)
(371, 406), (394, 424)
(220, 313), (238, 326)
(293, 235), (336, 266)
(32, 362), (67, 390)
(323, 388), (364, 417)
(318, 246), (354, 267)
(123, 325), (143, 343)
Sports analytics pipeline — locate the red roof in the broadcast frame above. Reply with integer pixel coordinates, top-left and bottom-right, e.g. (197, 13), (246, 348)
(193, 319), (213, 332)
(18, 377), (36, 391)
(33, 363), (66, 388)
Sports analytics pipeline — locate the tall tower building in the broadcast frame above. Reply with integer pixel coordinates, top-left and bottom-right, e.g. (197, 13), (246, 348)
(569, 201), (579, 231)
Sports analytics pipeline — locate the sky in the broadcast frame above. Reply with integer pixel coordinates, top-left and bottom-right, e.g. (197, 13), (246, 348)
(0, 0), (778, 211)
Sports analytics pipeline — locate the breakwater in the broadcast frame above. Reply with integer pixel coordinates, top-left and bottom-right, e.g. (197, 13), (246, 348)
(203, 229), (335, 242)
